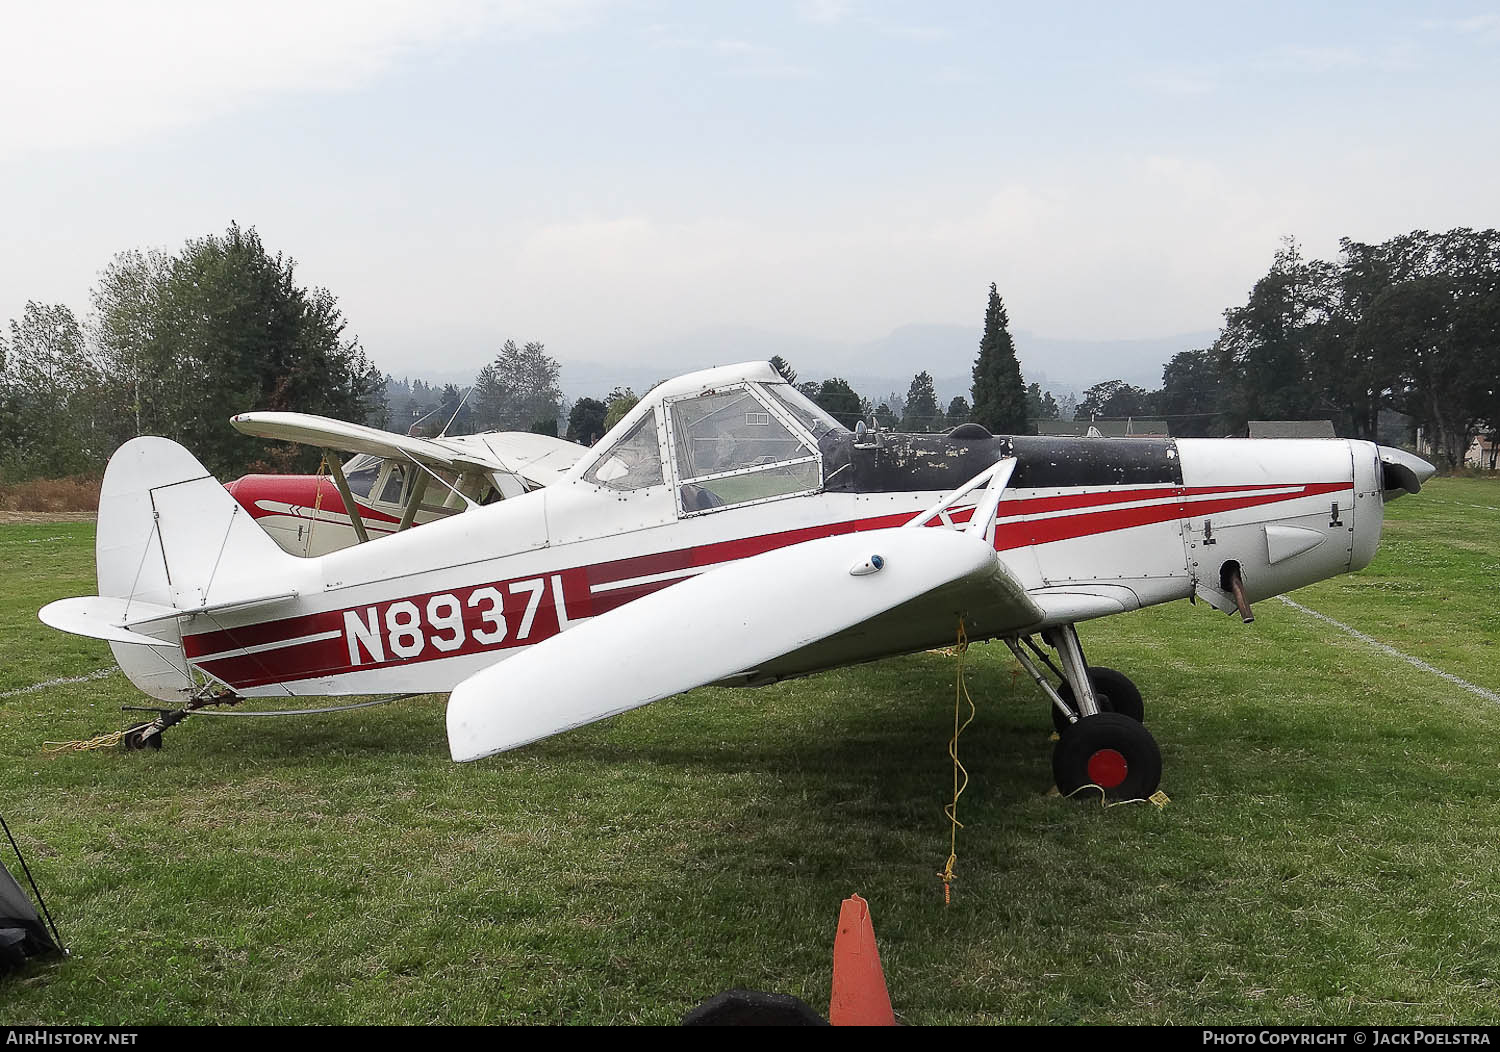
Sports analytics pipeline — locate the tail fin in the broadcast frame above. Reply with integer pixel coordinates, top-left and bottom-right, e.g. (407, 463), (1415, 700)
(96, 437), (297, 613)
(47, 438), (301, 701)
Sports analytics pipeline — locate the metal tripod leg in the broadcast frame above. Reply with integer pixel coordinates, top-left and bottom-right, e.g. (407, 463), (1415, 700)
(1005, 637), (1079, 725)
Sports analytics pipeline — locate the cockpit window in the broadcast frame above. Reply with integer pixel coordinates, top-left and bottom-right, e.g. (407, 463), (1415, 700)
(584, 411), (664, 491)
(671, 388), (812, 478)
(378, 462), (407, 505)
(668, 386), (821, 513)
(344, 458), (381, 499)
(764, 383), (847, 438)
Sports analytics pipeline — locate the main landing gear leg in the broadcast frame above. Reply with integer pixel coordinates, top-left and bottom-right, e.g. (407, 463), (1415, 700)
(1011, 624), (1162, 801)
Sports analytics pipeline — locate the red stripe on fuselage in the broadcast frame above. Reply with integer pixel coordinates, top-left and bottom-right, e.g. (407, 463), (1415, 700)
(226, 475), (403, 526)
(185, 481), (1350, 689)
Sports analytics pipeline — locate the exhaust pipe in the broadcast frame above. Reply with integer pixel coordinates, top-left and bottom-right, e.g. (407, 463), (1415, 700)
(1221, 561), (1254, 624)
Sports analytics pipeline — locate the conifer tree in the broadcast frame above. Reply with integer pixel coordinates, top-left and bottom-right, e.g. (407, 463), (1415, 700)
(970, 283), (1028, 435)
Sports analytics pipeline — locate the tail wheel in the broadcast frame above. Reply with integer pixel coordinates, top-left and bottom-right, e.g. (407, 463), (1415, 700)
(122, 723), (163, 751)
(1051, 666), (1144, 733)
(1052, 712), (1161, 801)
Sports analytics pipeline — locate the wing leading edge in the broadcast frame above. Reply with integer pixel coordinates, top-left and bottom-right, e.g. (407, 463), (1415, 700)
(230, 411), (584, 488)
(446, 526), (1043, 761)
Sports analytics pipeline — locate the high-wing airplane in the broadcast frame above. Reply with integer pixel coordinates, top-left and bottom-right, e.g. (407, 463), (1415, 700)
(224, 412), (586, 556)
(39, 361), (1434, 800)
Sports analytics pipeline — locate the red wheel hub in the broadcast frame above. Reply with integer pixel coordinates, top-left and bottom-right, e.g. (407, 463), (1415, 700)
(1086, 748), (1128, 789)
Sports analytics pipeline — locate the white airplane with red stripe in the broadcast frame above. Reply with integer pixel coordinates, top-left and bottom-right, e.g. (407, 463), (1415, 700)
(222, 414), (586, 557)
(39, 360), (1434, 800)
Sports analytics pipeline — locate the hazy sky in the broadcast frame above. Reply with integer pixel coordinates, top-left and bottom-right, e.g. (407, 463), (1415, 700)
(2, 0), (1497, 376)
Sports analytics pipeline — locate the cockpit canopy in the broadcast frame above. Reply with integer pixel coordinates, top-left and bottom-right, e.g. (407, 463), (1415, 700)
(578, 364), (847, 517)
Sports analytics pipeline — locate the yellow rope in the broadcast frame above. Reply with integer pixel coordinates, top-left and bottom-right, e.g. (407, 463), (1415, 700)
(307, 453), (329, 553)
(939, 619), (975, 904)
(1057, 784), (1172, 810)
(44, 731), (125, 753)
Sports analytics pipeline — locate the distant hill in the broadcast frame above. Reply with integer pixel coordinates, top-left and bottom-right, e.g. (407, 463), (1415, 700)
(552, 324), (1215, 405)
(384, 323), (1216, 410)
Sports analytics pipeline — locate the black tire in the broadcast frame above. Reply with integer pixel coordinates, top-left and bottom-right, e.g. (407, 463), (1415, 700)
(122, 724), (162, 751)
(1051, 666), (1144, 733)
(1052, 712), (1162, 801)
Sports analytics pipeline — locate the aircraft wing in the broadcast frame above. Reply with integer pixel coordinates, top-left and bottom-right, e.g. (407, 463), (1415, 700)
(230, 411), (584, 486)
(446, 526), (1043, 761)
(434, 432), (587, 486)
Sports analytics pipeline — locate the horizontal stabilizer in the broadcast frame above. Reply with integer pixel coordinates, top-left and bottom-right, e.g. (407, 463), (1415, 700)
(447, 527), (1041, 761)
(38, 596), (179, 647)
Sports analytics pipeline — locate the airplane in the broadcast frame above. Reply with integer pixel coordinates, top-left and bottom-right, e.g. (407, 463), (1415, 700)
(39, 360), (1435, 800)
(223, 413), (586, 556)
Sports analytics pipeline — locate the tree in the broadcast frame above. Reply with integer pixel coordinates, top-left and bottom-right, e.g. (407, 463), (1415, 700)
(471, 340), (562, 434)
(945, 396), (971, 426)
(1156, 349), (1224, 437)
(1076, 380), (1154, 421)
(769, 356), (797, 384)
(431, 384), (472, 436)
(1025, 382), (1063, 424)
(603, 387), (638, 430)
(89, 222), (380, 476)
(567, 396), (608, 445)
(1355, 229), (1500, 466)
(813, 378), (864, 430)
(90, 247), (171, 440)
(901, 371), (941, 432)
(1214, 238), (1335, 434)
(0, 302), (114, 479)
(873, 402), (899, 430)
(971, 284), (1028, 434)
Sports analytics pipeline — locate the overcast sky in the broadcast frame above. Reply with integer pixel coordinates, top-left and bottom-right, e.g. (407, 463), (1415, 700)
(2, 0), (1497, 377)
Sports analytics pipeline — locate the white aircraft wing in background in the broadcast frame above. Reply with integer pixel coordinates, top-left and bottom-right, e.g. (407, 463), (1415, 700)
(229, 411), (585, 490)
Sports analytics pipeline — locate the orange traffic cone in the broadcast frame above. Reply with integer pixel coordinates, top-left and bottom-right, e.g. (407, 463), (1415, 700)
(829, 894), (896, 1026)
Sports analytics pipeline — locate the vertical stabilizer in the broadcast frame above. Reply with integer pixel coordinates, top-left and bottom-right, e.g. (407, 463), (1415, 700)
(93, 437), (300, 700)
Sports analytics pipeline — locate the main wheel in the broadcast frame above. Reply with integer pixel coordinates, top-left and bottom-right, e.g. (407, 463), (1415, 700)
(1050, 666), (1144, 733)
(1052, 712), (1161, 801)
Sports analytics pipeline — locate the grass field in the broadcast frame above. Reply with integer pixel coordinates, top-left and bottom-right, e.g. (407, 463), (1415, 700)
(2, 478), (1498, 1024)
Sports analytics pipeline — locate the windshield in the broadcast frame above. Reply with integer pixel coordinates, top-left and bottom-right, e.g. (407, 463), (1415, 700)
(667, 385), (822, 513)
(584, 412), (664, 491)
(764, 383), (848, 438)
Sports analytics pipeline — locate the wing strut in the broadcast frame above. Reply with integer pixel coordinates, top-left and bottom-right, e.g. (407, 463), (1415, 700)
(322, 448), (370, 544)
(397, 471), (429, 532)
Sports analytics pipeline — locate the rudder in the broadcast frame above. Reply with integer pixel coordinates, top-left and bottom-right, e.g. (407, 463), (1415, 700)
(94, 437), (299, 700)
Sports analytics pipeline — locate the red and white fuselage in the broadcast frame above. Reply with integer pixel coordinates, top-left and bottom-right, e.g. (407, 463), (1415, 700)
(174, 391), (1391, 698)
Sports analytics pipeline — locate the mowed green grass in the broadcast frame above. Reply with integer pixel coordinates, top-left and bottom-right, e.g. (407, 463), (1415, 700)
(1, 478), (1498, 1024)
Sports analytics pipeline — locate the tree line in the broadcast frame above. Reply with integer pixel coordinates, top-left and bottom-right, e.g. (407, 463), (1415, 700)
(1, 223), (382, 480)
(1080, 229), (1500, 468)
(4, 223), (1494, 484)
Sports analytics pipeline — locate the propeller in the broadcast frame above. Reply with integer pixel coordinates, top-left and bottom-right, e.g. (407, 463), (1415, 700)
(1377, 446), (1436, 499)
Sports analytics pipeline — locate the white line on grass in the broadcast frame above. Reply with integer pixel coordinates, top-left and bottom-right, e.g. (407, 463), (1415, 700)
(1277, 596), (1500, 704)
(1424, 497), (1500, 513)
(0, 666), (119, 700)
